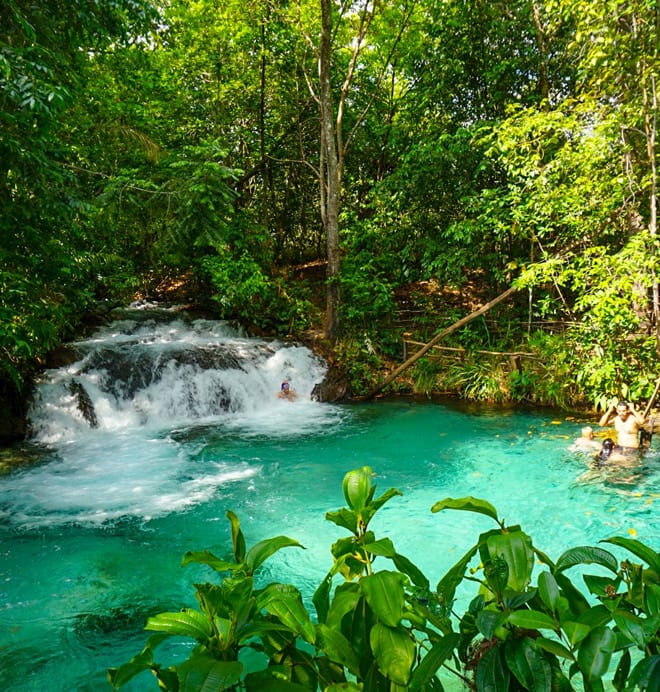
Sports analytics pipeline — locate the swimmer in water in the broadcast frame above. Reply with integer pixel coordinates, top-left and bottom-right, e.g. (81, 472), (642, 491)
(569, 426), (601, 453)
(277, 380), (298, 401)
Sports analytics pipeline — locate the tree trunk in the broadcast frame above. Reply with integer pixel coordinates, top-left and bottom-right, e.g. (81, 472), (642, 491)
(644, 74), (659, 349)
(319, 0), (340, 340)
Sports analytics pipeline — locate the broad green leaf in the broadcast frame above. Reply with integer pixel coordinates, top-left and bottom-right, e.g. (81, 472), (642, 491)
(146, 609), (213, 642)
(315, 623), (361, 676)
(312, 573), (332, 623)
(504, 637), (552, 692)
(364, 537), (396, 558)
(535, 636), (574, 660)
(508, 609), (557, 632)
(646, 583), (660, 617)
(612, 609), (645, 647)
(555, 546), (618, 575)
(431, 496), (499, 522)
(577, 626), (616, 681)
(324, 684), (361, 692)
(342, 466), (373, 511)
(562, 620), (592, 646)
(503, 588), (537, 610)
(177, 654), (242, 692)
(555, 572), (590, 615)
(244, 536), (304, 573)
(330, 535), (359, 560)
(258, 585), (316, 643)
(409, 632), (460, 691)
(538, 571), (560, 612)
(435, 543), (480, 606)
(226, 510), (246, 564)
(391, 552), (429, 589)
(486, 530), (534, 592)
(369, 622), (415, 685)
(477, 609), (508, 639)
(476, 644), (510, 692)
(223, 577), (255, 626)
(235, 620), (297, 642)
(325, 582), (360, 629)
(582, 574), (621, 599)
(576, 604), (612, 630)
(182, 549), (240, 573)
(325, 508), (358, 534)
(627, 655), (660, 692)
(361, 571), (405, 627)
(601, 537), (660, 573)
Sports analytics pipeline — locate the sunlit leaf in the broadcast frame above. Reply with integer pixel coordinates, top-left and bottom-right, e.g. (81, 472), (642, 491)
(245, 536), (304, 573)
(601, 537), (660, 573)
(508, 609), (556, 632)
(361, 571), (405, 627)
(431, 496), (499, 522)
(369, 622), (415, 685)
(177, 654), (242, 692)
(555, 546), (618, 575)
(146, 609), (213, 642)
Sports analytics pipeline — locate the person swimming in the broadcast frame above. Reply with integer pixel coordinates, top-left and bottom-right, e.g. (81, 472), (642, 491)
(277, 380), (298, 401)
(569, 426), (601, 453)
(597, 438), (616, 465)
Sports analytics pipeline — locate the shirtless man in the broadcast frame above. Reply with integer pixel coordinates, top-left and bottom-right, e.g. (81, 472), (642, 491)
(598, 401), (646, 451)
(277, 381), (298, 401)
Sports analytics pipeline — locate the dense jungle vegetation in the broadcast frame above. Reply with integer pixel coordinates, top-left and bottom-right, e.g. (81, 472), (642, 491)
(2, 0), (659, 434)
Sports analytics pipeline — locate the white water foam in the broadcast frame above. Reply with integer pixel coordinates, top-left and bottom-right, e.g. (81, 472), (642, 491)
(29, 314), (329, 443)
(12, 310), (336, 527)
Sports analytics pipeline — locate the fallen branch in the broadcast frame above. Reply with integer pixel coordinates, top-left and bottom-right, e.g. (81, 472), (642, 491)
(363, 285), (517, 400)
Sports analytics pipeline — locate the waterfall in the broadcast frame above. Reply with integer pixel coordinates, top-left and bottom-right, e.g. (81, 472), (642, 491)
(28, 304), (328, 445)
(5, 305), (333, 527)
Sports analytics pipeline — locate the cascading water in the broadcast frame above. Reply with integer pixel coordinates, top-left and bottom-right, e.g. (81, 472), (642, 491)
(31, 304), (329, 440)
(9, 304), (332, 528)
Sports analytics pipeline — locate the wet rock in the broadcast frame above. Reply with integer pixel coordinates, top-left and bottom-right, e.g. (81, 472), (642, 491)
(78, 344), (272, 400)
(46, 344), (81, 369)
(69, 380), (98, 428)
(311, 363), (350, 402)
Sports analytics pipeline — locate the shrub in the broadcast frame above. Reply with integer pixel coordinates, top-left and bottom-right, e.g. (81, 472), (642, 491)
(109, 467), (660, 691)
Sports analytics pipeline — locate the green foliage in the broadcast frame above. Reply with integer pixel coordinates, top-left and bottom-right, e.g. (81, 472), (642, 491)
(332, 338), (385, 397)
(110, 467), (660, 692)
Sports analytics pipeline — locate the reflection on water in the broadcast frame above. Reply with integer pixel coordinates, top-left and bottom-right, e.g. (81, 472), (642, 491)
(1, 308), (658, 691)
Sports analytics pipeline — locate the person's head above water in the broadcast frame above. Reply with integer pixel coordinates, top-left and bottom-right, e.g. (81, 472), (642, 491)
(581, 426), (594, 439)
(599, 437), (615, 462)
(281, 381), (290, 391)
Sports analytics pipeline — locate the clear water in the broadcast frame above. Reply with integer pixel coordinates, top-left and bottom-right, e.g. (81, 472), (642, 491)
(1, 308), (658, 691)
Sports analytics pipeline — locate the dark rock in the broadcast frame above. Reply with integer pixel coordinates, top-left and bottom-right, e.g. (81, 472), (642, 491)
(46, 344), (81, 369)
(0, 379), (28, 444)
(311, 363), (350, 402)
(69, 380), (98, 428)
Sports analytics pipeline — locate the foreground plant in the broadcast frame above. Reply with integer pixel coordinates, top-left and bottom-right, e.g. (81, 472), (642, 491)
(109, 468), (660, 691)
